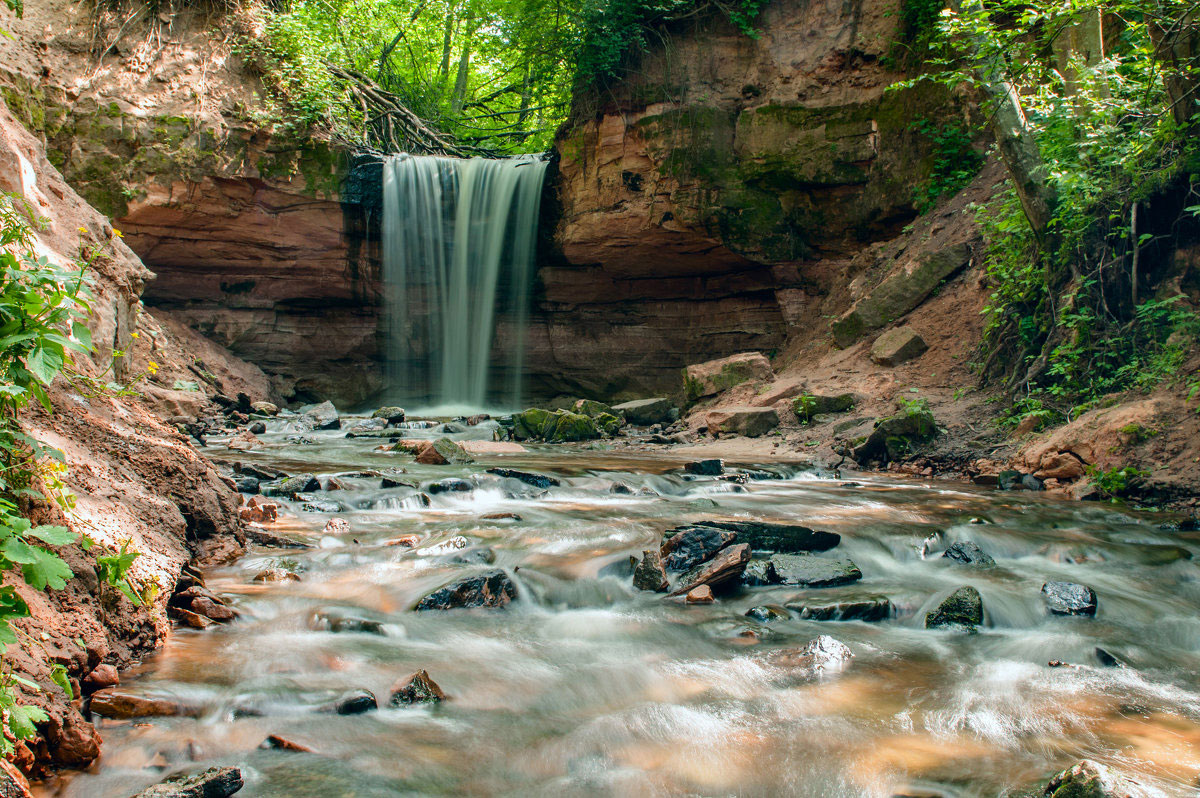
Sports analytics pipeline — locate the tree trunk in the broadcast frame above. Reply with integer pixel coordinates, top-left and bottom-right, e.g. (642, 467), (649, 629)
(451, 14), (477, 113)
(439, 7), (456, 82)
(1148, 0), (1200, 129)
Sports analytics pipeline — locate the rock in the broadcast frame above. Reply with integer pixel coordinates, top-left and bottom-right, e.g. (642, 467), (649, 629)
(247, 421), (267, 435)
(741, 559), (780, 585)
(684, 352), (774, 401)
(310, 610), (387, 635)
(598, 555), (638, 580)
(942, 541), (996, 568)
(381, 475), (415, 489)
(686, 585), (714, 604)
(189, 597), (236, 622)
(572, 399), (617, 418)
(173, 608), (213, 629)
(244, 527), (313, 549)
(745, 605), (789, 622)
(850, 401), (938, 465)
(705, 406), (780, 437)
(320, 690), (377, 715)
(444, 547), (496, 565)
(924, 586), (983, 629)
(594, 412), (623, 435)
(787, 596), (892, 621)
(481, 512), (521, 521)
(512, 407), (556, 440)
(384, 534), (422, 547)
(669, 543), (751, 596)
(465, 413), (491, 425)
(235, 477), (260, 494)
(415, 570), (517, 610)
(998, 470), (1044, 491)
(791, 392), (857, 422)
(772, 635), (854, 671)
(238, 501), (279, 524)
(131, 767), (244, 798)
(277, 473), (321, 494)
(831, 244), (972, 346)
(684, 459), (724, 476)
(301, 501), (341, 513)
(486, 468), (561, 489)
(611, 398), (677, 426)
(1042, 581), (1098, 616)
(1094, 647), (1126, 668)
(1044, 759), (1159, 798)
(0, 759), (32, 798)
(82, 663), (119, 693)
(260, 735), (314, 752)
(390, 670), (447, 705)
(323, 518), (350, 535)
(372, 406), (407, 424)
(426, 478), (473, 495)
(870, 327), (928, 366)
(459, 440), (527, 454)
(251, 401), (278, 416)
(352, 417), (389, 431)
(89, 689), (187, 719)
(697, 520), (840, 553)
(253, 568), (300, 582)
(300, 400), (340, 430)
(415, 438), (474, 465)
(226, 430), (261, 451)
(543, 411), (601, 442)
(632, 549), (669, 592)
(661, 526), (737, 571)
(770, 555), (862, 587)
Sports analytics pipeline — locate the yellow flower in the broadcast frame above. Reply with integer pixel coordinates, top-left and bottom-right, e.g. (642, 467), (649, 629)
(130, 332), (140, 339)
(77, 227), (88, 234)
(111, 229), (124, 239)
(146, 361), (159, 375)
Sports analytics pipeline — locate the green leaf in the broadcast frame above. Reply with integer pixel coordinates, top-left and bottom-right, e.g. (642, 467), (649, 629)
(9, 542), (74, 590)
(7, 704), (48, 740)
(50, 664), (73, 700)
(26, 525), (76, 547)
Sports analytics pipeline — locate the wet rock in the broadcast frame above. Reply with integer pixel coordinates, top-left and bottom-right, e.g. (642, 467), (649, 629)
(131, 766), (244, 798)
(850, 402), (938, 466)
(1044, 759), (1158, 798)
(372, 406), (406, 424)
(244, 527), (313, 548)
(773, 634), (854, 671)
(189, 597), (236, 622)
(352, 418), (389, 432)
(465, 413), (491, 425)
(384, 534), (422, 548)
(235, 462), (285, 481)
(719, 473), (749, 484)
(309, 610), (387, 635)
(745, 605), (789, 622)
(381, 475), (415, 489)
(669, 543), (751, 596)
(684, 459), (724, 476)
(415, 438), (474, 465)
(427, 478), (473, 495)
(1042, 581), (1098, 616)
(770, 555), (862, 587)
(609, 481), (635, 495)
(238, 501), (278, 524)
(277, 473), (321, 494)
(235, 477), (260, 494)
(82, 663), (119, 693)
(415, 569), (517, 611)
(486, 468), (561, 489)
(0, 760), (32, 798)
(89, 689), (189, 719)
(544, 411), (601, 442)
(1094, 647), (1126, 668)
(699, 520), (840, 553)
(1134, 544), (1192, 565)
(300, 400), (340, 430)
(251, 401), (279, 416)
(445, 547), (496, 565)
(226, 430), (262, 451)
(284, 434), (316, 445)
(598, 555), (637, 579)
(742, 559), (781, 586)
(684, 352), (773, 401)
(323, 518), (351, 535)
(705, 406), (780, 438)
(870, 326), (928, 366)
(301, 501), (342, 513)
(390, 670), (447, 705)
(481, 512), (521, 521)
(924, 586), (983, 630)
(173, 608), (213, 629)
(787, 596), (892, 621)
(320, 689), (377, 715)
(942, 541), (996, 568)
(253, 567), (300, 582)
(998, 470), (1044, 491)
(611, 398), (677, 426)
(260, 735), (314, 752)
(633, 549), (669, 592)
(435, 422), (467, 434)
(661, 526), (737, 571)
(686, 585), (714, 604)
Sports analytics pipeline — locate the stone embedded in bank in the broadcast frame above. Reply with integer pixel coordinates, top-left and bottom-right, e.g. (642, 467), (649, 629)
(683, 352), (774, 401)
(705, 406), (780, 437)
(611, 397), (677, 426)
(870, 326), (928, 366)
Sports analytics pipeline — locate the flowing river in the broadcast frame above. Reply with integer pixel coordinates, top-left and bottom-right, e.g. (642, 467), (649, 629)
(56, 416), (1200, 797)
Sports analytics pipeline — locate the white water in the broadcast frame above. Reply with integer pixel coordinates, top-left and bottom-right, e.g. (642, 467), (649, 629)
(381, 154), (548, 414)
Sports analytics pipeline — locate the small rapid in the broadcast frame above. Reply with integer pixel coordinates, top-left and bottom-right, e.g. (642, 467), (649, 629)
(56, 417), (1200, 797)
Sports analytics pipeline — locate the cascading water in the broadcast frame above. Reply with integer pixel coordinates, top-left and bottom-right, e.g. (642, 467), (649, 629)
(381, 154), (547, 414)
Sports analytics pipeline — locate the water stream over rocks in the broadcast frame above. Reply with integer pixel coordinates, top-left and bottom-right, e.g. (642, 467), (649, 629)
(58, 417), (1200, 797)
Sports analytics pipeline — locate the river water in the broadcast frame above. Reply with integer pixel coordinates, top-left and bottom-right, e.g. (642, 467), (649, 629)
(57, 418), (1200, 797)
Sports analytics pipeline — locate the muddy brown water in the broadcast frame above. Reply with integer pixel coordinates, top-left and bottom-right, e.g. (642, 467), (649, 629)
(53, 419), (1200, 797)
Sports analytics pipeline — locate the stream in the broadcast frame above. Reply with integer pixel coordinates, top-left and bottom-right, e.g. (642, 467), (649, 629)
(58, 416), (1200, 797)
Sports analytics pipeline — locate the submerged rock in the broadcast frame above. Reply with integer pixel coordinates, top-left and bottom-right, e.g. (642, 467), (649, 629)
(684, 459), (724, 476)
(1043, 759), (1159, 798)
(942, 541), (996, 568)
(486, 468), (561, 489)
(415, 570), (517, 610)
(669, 543), (750, 596)
(633, 549), (669, 592)
(389, 670), (447, 705)
(1042, 581), (1098, 616)
(261, 735), (315, 752)
(925, 586), (983, 630)
(770, 555), (862, 587)
(89, 689), (192, 719)
(611, 398), (677, 426)
(309, 609), (387, 635)
(426, 478), (473, 495)
(661, 526), (737, 571)
(699, 520), (840, 553)
(132, 767), (244, 798)
(787, 596), (892, 622)
(319, 690), (377, 715)
(300, 401), (340, 431)
(772, 635), (854, 672)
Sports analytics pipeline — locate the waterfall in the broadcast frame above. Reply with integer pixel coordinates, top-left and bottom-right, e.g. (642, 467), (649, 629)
(381, 154), (547, 413)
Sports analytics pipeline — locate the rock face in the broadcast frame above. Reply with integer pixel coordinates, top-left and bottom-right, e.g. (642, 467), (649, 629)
(415, 570), (517, 611)
(683, 352), (773, 401)
(869, 327), (929, 366)
(705, 407), (780, 437)
(1042, 582), (1098, 616)
(925, 586), (984, 629)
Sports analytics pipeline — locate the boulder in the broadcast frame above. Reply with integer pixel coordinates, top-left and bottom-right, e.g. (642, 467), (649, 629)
(512, 408), (556, 440)
(277, 473), (321, 493)
(632, 549), (669, 592)
(925, 586), (983, 629)
(850, 400), (938, 465)
(998, 470), (1044, 491)
(942, 541), (996, 568)
(389, 670), (447, 705)
(698, 520), (840, 553)
(705, 406), (780, 437)
(870, 327), (928, 366)
(251, 401), (278, 416)
(787, 596), (892, 621)
(486, 468), (561, 489)
(543, 411), (600, 442)
(684, 352), (774, 401)
(426, 478), (473, 495)
(572, 399), (617, 418)
(89, 689), (189, 719)
(791, 393), (856, 423)
(611, 398), (677, 426)
(82, 664), (119, 693)
(372, 406), (407, 424)
(415, 439), (474, 465)
(770, 555), (862, 587)
(1042, 581), (1098, 616)
(661, 526), (737, 571)
(669, 543), (750, 596)
(683, 459), (724, 476)
(300, 400), (340, 430)
(415, 570), (517, 610)
(831, 244), (971, 346)
(1044, 759), (1159, 798)
(594, 412), (624, 436)
(742, 559), (780, 586)
(226, 430), (261, 451)
(131, 767), (244, 798)
(686, 585), (714, 604)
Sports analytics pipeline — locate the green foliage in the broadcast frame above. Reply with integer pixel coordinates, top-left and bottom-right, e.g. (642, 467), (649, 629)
(95, 539), (143, 607)
(911, 117), (983, 213)
(1086, 464), (1149, 499)
(794, 393), (818, 424)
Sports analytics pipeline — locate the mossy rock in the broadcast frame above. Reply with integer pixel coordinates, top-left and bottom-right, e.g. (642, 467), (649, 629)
(572, 399), (618, 418)
(924, 586), (983, 630)
(594, 412), (623, 436)
(850, 401), (938, 465)
(792, 393), (855, 422)
(513, 408), (555, 441)
(543, 411), (601, 442)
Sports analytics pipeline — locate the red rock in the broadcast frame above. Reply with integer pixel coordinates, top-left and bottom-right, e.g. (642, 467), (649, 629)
(45, 711), (101, 768)
(82, 663), (119, 693)
(261, 734), (315, 752)
(189, 597), (236, 622)
(0, 759), (33, 798)
(384, 535), (421, 547)
(173, 608), (214, 629)
(323, 518), (350, 535)
(253, 568), (300, 582)
(669, 544), (750, 596)
(88, 689), (188, 719)
(686, 585), (714, 604)
(226, 430), (262, 451)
